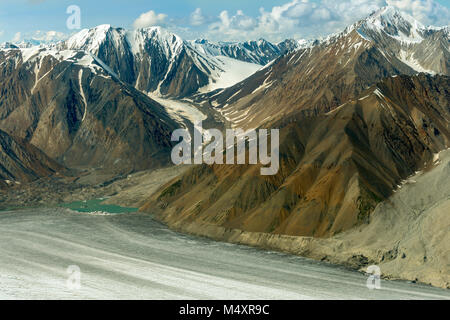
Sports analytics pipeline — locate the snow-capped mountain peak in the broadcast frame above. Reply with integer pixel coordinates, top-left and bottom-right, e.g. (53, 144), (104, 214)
(366, 6), (424, 28)
(52, 24), (266, 97)
(361, 6), (425, 43)
(64, 24), (117, 53)
(63, 25), (186, 60)
(130, 26), (184, 57)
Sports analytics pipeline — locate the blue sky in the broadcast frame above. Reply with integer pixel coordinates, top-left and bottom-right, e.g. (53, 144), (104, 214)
(0, 0), (449, 42)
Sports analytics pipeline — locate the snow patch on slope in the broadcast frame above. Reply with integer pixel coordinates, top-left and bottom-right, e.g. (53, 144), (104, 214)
(398, 50), (436, 74)
(65, 24), (112, 54)
(148, 93), (206, 130)
(78, 69), (87, 122)
(198, 56), (261, 93)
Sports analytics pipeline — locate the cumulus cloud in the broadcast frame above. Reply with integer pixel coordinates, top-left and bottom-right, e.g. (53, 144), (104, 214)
(8, 30), (68, 43)
(133, 10), (167, 29)
(209, 9), (256, 35)
(31, 30), (67, 42)
(190, 8), (206, 26)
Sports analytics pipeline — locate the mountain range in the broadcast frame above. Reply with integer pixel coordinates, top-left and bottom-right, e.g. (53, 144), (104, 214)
(0, 5), (449, 286)
(143, 73), (449, 237)
(200, 6), (449, 130)
(0, 22), (308, 172)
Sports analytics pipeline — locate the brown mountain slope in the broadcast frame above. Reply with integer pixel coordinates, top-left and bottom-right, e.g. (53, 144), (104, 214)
(0, 129), (66, 186)
(141, 74), (450, 238)
(0, 48), (178, 172)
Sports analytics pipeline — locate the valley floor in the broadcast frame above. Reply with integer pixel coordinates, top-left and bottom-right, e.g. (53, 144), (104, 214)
(0, 208), (448, 299)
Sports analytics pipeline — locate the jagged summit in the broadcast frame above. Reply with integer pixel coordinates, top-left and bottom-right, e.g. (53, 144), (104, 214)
(63, 24), (121, 53)
(366, 6), (424, 27)
(316, 5), (448, 47)
(0, 42), (19, 49)
(129, 26), (185, 57)
(359, 6), (426, 43)
(188, 37), (306, 65)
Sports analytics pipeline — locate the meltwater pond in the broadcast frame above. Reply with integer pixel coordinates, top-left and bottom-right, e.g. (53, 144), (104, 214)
(0, 207), (448, 300)
(61, 199), (138, 214)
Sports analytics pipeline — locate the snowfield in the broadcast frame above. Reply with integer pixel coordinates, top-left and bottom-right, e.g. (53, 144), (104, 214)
(198, 56), (262, 93)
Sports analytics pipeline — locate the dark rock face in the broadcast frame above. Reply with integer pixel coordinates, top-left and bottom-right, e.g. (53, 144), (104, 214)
(220, 40), (281, 65)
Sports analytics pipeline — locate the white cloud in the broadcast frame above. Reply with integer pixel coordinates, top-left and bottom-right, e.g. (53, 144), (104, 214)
(7, 30), (68, 44)
(31, 30), (67, 42)
(190, 8), (206, 26)
(12, 32), (21, 42)
(208, 9), (257, 39)
(133, 10), (167, 29)
(311, 7), (331, 21)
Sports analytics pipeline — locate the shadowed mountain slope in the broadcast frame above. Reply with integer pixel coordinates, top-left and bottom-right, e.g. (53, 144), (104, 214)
(0, 129), (66, 186)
